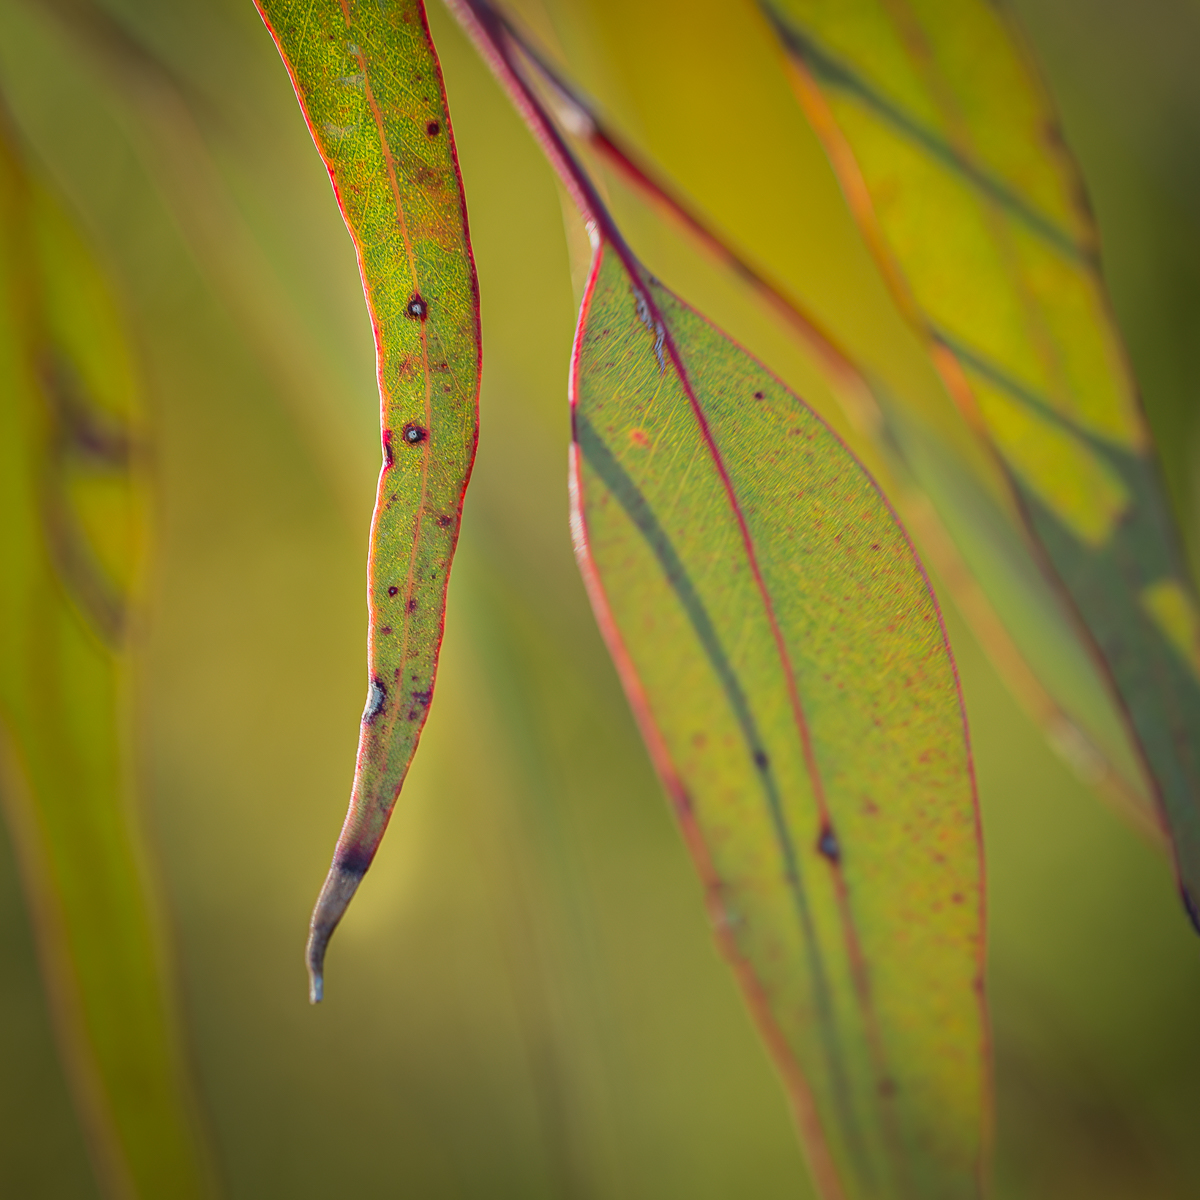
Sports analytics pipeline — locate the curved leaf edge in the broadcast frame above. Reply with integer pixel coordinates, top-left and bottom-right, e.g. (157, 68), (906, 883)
(567, 235), (990, 1199)
(252, 0), (482, 1001)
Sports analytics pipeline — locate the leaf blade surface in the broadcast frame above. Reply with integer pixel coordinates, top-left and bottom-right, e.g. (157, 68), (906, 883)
(570, 237), (985, 1200)
(255, 0), (481, 998)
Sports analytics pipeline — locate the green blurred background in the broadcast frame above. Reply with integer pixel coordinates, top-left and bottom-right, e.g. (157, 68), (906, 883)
(1, 0), (1199, 1196)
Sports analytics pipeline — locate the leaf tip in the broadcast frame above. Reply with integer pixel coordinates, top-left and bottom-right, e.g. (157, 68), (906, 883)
(305, 858), (368, 1005)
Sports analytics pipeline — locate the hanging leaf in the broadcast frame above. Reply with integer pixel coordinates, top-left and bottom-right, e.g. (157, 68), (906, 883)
(254, 0), (481, 1000)
(573, 241), (985, 1199)
(451, 3), (987, 1195)
(0, 118), (214, 1198)
(761, 0), (1200, 916)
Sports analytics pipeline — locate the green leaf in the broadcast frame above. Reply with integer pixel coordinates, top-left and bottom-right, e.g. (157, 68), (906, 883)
(571, 237), (984, 1200)
(762, 0), (1200, 909)
(452, 4), (987, 1194)
(254, 0), (481, 1000)
(0, 120), (214, 1198)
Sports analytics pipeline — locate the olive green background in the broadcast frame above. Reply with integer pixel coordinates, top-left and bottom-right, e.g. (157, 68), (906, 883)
(0, 0), (1197, 1196)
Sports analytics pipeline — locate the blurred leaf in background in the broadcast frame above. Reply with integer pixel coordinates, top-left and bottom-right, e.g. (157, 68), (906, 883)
(0, 0), (1197, 1198)
(0, 107), (214, 1197)
(760, 0), (1200, 923)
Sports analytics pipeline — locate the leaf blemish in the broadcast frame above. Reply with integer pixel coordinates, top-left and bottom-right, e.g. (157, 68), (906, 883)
(406, 294), (428, 320)
(362, 677), (387, 724)
(436, 514), (453, 527)
(754, 750), (769, 771)
(388, 586), (399, 597)
(426, 120), (440, 136)
(403, 423), (428, 445)
(634, 291), (666, 371)
(1182, 887), (1200, 935)
(383, 429), (395, 466)
(407, 597), (418, 613)
(817, 826), (841, 864)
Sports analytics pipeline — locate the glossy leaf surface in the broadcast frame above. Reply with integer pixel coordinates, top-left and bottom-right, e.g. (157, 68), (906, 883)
(571, 237), (984, 1199)
(255, 0), (481, 999)
(0, 121), (213, 1198)
(763, 0), (1200, 909)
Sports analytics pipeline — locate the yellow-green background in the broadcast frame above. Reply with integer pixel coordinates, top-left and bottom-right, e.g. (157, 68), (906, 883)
(0, 0), (1197, 1196)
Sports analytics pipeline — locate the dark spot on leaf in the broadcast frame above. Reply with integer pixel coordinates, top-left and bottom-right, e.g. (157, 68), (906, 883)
(426, 120), (440, 136)
(388, 586), (399, 597)
(412, 689), (432, 707)
(407, 597), (417, 613)
(383, 429), (395, 466)
(407, 294), (427, 320)
(380, 626), (392, 635)
(754, 391), (764, 400)
(403, 423), (427, 445)
(1183, 887), (1200, 936)
(436, 514), (453, 528)
(336, 847), (372, 878)
(817, 825), (840, 864)
(362, 677), (387, 724)
(753, 750), (769, 771)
